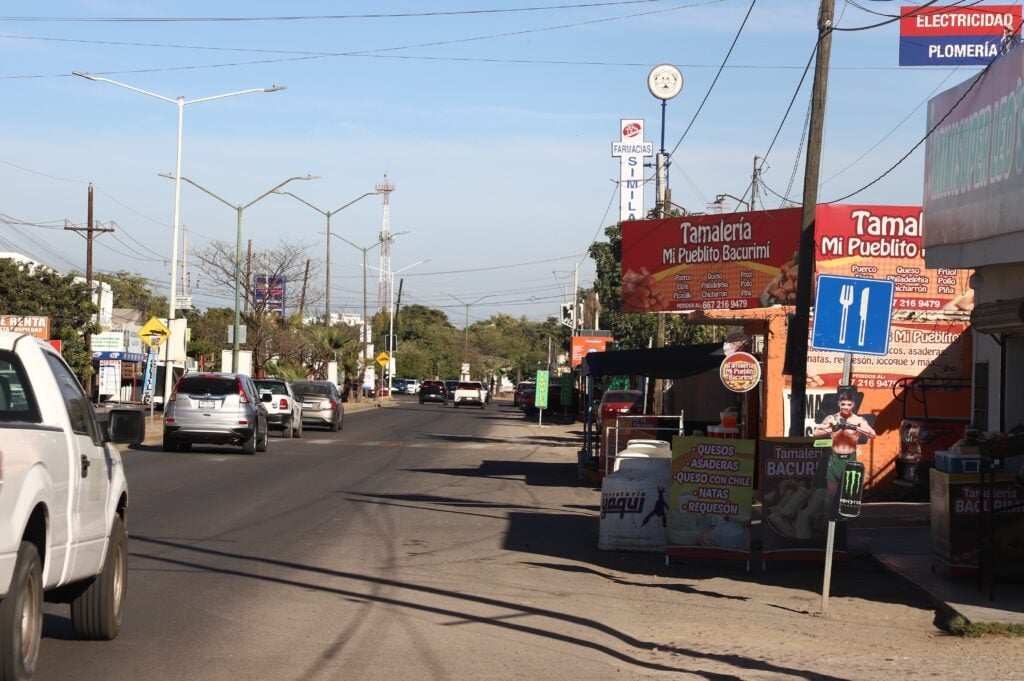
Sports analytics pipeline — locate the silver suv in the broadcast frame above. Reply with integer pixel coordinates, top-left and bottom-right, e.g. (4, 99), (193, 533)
(163, 372), (270, 454)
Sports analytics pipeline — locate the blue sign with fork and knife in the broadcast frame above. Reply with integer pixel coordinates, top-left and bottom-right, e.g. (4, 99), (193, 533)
(811, 275), (895, 356)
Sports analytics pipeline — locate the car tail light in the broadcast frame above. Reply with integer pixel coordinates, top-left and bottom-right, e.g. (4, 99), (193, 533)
(238, 420), (248, 425)
(280, 397), (289, 409)
(166, 418), (175, 424)
(237, 378), (250, 404)
(329, 400), (337, 409)
(168, 375), (186, 403)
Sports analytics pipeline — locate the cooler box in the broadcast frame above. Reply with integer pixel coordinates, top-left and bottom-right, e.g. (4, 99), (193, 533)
(935, 450), (981, 474)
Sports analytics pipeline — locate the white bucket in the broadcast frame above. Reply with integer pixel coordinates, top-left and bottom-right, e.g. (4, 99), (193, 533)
(626, 439), (671, 450)
(613, 442), (672, 473)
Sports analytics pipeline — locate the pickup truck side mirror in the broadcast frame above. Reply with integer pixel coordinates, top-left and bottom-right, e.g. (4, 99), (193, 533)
(106, 408), (145, 445)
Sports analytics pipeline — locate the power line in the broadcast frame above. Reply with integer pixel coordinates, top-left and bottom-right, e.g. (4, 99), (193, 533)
(0, 1), (670, 23)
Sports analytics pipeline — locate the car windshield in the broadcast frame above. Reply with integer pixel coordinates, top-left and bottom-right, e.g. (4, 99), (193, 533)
(177, 375), (237, 396)
(255, 380), (289, 395)
(293, 382), (332, 396)
(602, 390), (641, 404)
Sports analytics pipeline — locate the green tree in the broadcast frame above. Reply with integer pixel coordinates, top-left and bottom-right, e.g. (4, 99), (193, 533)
(93, 271), (168, 318)
(0, 259), (98, 380)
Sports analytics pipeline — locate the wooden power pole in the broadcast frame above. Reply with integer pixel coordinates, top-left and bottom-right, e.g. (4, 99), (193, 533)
(786, 0), (835, 436)
(65, 183), (113, 400)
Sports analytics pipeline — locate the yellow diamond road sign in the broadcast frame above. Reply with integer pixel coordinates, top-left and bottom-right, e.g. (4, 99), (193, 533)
(375, 351), (390, 367)
(138, 316), (171, 348)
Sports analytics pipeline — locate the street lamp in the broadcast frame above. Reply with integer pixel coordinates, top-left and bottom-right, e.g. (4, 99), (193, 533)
(274, 190), (381, 324)
(73, 72), (285, 401)
(331, 233), (384, 402)
(365, 259), (429, 395)
(714, 193), (750, 211)
(161, 173), (317, 372)
(444, 293), (499, 369)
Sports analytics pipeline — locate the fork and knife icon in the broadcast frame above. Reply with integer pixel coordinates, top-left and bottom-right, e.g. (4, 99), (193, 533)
(838, 284), (870, 346)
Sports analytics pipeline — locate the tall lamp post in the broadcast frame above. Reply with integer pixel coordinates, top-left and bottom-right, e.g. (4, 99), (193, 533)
(331, 233), (384, 402)
(161, 173), (317, 372)
(73, 72), (285, 401)
(444, 293), (498, 371)
(365, 259), (430, 395)
(274, 190), (380, 324)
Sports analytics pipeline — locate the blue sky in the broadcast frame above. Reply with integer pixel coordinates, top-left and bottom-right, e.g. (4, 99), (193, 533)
(0, 1), (996, 326)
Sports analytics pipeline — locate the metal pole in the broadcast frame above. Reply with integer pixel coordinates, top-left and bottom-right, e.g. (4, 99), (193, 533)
(232, 206), (243, 372)
(163, 98), (185, 407)
(464, 304), (470, 364)
(787, 0), (835, 437)
(325, 212), (332, 324)
(362, 247), (368, 402)
(387, 268), (394, 395)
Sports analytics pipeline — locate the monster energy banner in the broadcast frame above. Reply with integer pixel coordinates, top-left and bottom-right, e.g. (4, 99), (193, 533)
(837, 461), (865, 518)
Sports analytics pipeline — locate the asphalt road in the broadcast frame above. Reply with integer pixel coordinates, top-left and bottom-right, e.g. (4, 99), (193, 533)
(32, 397), (1022, 680)
(34, 397), (608, 681)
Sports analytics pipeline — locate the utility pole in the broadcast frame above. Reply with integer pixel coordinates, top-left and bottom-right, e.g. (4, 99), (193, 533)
(786, 0), (834, 437)
(244, 239), (253, 315)
(751, 156), (760, 212)
(299, 258), (310, 317)
(65, 184), (114, 400)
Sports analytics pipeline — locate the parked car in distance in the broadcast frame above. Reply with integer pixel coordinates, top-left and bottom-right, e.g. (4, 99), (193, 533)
(392, 378), (408, 394)
(401, 378), (421, 394)
(454, 381), (487, 409)
(419, 380), (448, 404)
(479, 380), (492, 404)
(521, 383), (578, 416)
(254, 378), (303, 438)
(513, 381), (534, 407)
(163, 372), (270, 454)
(599, 389), (644, 420)
(293, 380), (344, 431)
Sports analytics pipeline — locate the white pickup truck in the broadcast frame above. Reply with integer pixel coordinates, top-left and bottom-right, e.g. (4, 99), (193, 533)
(0, 332), (144, 680)
(453, 381), (487, 409)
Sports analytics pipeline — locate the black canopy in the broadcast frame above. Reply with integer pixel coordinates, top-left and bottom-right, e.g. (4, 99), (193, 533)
(581, 342), (724, 379)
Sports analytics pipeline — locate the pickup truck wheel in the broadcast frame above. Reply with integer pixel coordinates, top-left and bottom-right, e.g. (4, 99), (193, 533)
(0, 541), (43, 681)
(242, 431), (257, 455)
(71, 515), (127, 641)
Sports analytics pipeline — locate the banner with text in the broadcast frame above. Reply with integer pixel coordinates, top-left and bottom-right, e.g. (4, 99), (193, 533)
(815, 204), (972, 311)
(667, 436), (755, 561)
(760, 438), (846, 560)
(899, 5), (1019, 66)
(621, 208), (803, 313)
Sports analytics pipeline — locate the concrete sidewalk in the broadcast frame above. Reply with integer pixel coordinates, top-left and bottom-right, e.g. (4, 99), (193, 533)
(847, 502), (1024, 626)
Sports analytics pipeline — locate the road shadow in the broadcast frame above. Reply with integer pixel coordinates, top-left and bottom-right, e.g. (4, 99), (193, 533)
(408, 459), (581, 487)
(415, 432), (580, 448)
(126, 532), (854, 681)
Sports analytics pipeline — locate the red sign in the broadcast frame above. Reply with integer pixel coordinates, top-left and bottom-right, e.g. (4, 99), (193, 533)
(719, 352), (761, 393)
(900, 5), (1018, 37)
(815, 205), (973, 311)
(620, 208), (803, 313)
(48, 339), (62, 353)
(622, 122), (641, 137)
(571, 336), (610, 368)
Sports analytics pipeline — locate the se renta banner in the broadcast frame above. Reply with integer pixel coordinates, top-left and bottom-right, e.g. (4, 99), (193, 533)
(899, 5), (1020, 66)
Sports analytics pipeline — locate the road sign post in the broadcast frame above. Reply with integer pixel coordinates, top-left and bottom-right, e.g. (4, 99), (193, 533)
(535, 370), (549, 426)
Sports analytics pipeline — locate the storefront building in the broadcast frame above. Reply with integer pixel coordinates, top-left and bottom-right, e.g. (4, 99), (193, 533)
(923, 45), (1024, 434)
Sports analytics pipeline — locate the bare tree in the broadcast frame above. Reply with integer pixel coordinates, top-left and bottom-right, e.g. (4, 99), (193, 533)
(192, 239), (322, 372)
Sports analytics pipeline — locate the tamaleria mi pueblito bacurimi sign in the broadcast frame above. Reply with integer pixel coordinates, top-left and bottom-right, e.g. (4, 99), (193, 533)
(720, 352), (761, 393)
